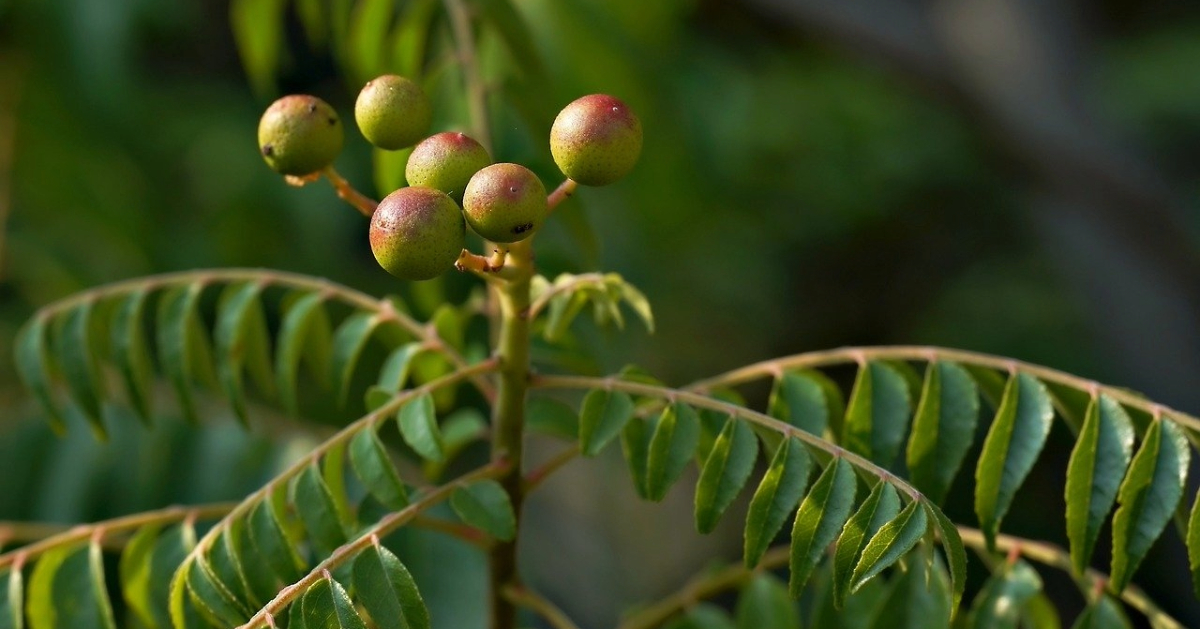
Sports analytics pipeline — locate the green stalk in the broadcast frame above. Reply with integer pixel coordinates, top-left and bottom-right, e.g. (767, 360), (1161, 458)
(488, 238), (534, 629)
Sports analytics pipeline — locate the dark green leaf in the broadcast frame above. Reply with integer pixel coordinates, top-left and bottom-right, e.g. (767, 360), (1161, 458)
(293, 463), (348, 558)
(156, 283), (215, 424)
(811, 563), (890, 629)
(54, 301), (106, 437)
(1065, 395), (1134, 574)
(230, 0), (285, 95)
(248, 495), (305, 583)
(331, 312), (384, 409)
(1188, 487), (1200, 599)
(578, 389), (635, 456)
(215, 282), (274, 426)
(621, 417), (655, 499)
(451, 479), (516, 542)
(121, 523), (195, 629)
(227, 515), (279, 609)
(14, 316), (63, 431)
(843, 362), (912, 468)
(111, 289), (155, 424)
(769, 371), (832, 437)
(966, 560), (1042, 629)
(868, 553), (951, 629)
(27, 542), (116, 629)
(832, 481), (900, 606)
(745, 438), (812, 568)
(183, 557), (249, 626)
(696, 390), (744, 464)
(974, 373), (1054, 549)
(0, 569), (22, 629)
(1070, 597), (1131, 629)
(1110, 418), (1190, 592)
(527, 396), (580, 440)
(352, 543), (430, 629)
(675, 604), (736, 629)
(925, 502), (966, 614)
(208, 526), (259, 610)
(300, 577), (367, 629)
(695, 418), (759, 534)
(350, 428), (409, 510)
(276, 292), (332, 417)
(376, 343), (427, 394)
(790, 458), (858, 596)
(397, 392), (444, 462)
(646, 403), (701, 501)
(735, 573), (798, 629)
(906, 361), (979, 504)
(851, 500), (928, 592)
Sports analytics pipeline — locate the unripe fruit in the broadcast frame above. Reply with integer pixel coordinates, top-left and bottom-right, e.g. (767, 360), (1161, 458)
(405, 132), (492, 203)
(257, 95), (344, 176)
(369, 187), (465, 280)
(355, 75), (433, 150)
(550, 94), (642, 186)
(462, 163), (547, 243)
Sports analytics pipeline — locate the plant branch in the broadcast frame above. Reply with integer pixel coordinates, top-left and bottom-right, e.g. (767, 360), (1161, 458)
(0, 502), (236, 569)
(443, 0), (492, 153)
(411, 515), (490, 549)
(523, 445), (580, 493)
(322, 167), (379, 217)
(528, 273), (608, 319)
(531, 374), (923, 500)
(502, 585), (583, 629)
(683, 346), (1200, 434)
(546, 179), (578, 212)
(237, 461), (509, 629)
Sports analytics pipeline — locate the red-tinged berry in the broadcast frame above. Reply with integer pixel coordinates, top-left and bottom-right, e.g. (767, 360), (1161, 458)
(257, 95), (343, 176)
(550, 94), (642, 186)
(405, 132), (492, 203)
(370, 187), (465, 280)
(462, 163), (548, 243)
(355, 75), (432, 150)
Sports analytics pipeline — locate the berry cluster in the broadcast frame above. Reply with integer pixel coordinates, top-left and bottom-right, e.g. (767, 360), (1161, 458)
(257, 75), (643, 280)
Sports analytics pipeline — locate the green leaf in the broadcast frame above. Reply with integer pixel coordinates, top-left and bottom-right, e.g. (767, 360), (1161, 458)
(397, 392), (444, 462)
(867, 553), (951, 629)
(352, 543), (431, 629)
(843, 362), (912, 468)
(426, 409), (487, 478)
(276, 292), (332, 417)
(851, 499), (928, 592)
(248, 497), (305, 584)
(27, 542), (116, 629)
(618, 280), (655, 333)
(832, 481), (900, 606)
(373, 147), (413, 197)
(1022, 593), (1062, 629)
(215, 282), (274, 426)
(906, 361), (979, 504)
(347, 0), (393, 85)
(578, 389), (635, 456)
(695, 418), (759, 534)
(293, 463), (348, 558)
(14, 316), (63, 431)
(621, 417), (655, 499)
(156, 283), (215, 424)
(121, 523), (195, 629)
(1065, 395), (1135, 574)
(646, 403), (701, 501)
(668, 603), (736, 629)
(350, 428), (409, 510)
(974, 373), (1054, 549)
(388, 0), (436, 79)
(527, 396), (580, 440)
(545, 290), (589, 342)
(184, 556), (250, 626)
(300, 577), (367, 629)
(230, 0), (285, 95)
(451, 479), (516, 542)
(735, 573), (797, 629)
(769, 371), (832, 437)
(790, 458), (858, 596)
(925, 502), (967, 615)
(376, 342), (427, 394)
(1110, 418), (1190, 592)
(54, 301), (106, 437)
(331, 312), (384, 409)
(207, 529), (255, 611)
(1070, 597), (1131, 629)
(226, 515), (279, 609)
(966, 560), (1042, 629)
(111, 289), (155, 424)
(1188, 487), (1200, 599)
(745, 438), (812, 568)
(0, 569), (22, 629)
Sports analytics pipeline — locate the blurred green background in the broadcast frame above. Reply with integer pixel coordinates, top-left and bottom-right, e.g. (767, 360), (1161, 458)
(3, 0), (1200, 626)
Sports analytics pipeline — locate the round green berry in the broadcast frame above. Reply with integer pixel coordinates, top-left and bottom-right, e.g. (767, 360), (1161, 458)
(355, 75), (432, 150)
(405, 132), (492, 203)
(257, 95), (344, 176)
(369, 187), (465, 280)
(550, 94), (642, 186)
(462, 163), (547, 243)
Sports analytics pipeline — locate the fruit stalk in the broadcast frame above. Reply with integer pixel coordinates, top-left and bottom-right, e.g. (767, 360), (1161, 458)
(488, 237), (534, 629)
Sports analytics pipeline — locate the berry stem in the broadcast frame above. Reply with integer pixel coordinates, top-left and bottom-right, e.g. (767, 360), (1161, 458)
(487, 237), (534, 629)
(456, 248), (507, 277)
(547, 178), (578, 212)
(322, 167), (379, 217)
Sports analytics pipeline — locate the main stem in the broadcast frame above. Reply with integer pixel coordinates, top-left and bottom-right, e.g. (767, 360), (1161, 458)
(489, 239), (534, 629)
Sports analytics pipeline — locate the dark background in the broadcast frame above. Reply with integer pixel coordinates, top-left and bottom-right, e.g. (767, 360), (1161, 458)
(2, 0), (1199, 626)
